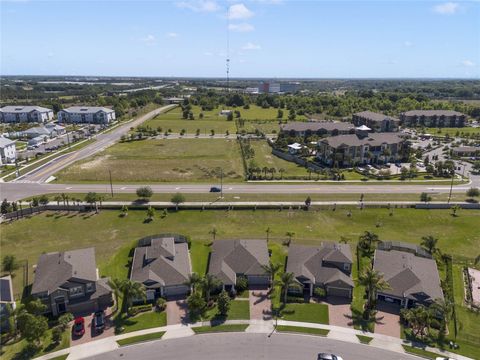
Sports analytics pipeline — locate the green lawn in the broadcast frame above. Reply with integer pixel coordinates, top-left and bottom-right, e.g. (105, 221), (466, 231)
(54, 138), (244, 183)
(424, 127), (480, 137)
(0, 328), (70, 360)
(115, 311), (167, 334)
(192, 324), (248, 334)
(351, 254), (375, 332)
(356, 334), (373, 344)
(3, 208), (480, 299)
(276, 326), (329, 336)
(190, 241), (211, 275)
(402, 345), (439, 359)
(203, 300), (250, 321)
(280, 303), (329, 324)
(116, 331), (165, 346)
(241, 120), (282, 134)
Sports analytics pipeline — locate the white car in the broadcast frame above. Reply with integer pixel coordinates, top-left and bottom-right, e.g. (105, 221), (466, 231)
(317, 353), (343, 360)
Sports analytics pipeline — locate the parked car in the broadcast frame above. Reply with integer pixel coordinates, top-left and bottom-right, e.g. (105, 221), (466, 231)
(73, 317), (85, 336)
(93, 310), (105, 333)
(209, 187), (221, 193)
(317, 353), (343, 360)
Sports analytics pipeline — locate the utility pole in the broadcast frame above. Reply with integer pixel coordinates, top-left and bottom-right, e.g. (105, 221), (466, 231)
(448, 168), (455, 203)
(220, 168), (223, 198)
(109, 170), (114, 197)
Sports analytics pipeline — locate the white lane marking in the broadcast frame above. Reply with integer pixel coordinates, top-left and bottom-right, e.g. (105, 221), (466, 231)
(175, 187), (181, 190)
(66, 187), (72, 189)
(121, 187), (126, 190)
(228, 187), (233, 190)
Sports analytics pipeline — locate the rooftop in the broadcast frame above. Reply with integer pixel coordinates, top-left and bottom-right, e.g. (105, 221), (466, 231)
(61, 106), (115, 114)
(354, 111), (399, 123)
(320, 132), (403, 148)
(402, 110), (465, 117)
(0, 105), (52, 113)
(281, 121), (354, 133)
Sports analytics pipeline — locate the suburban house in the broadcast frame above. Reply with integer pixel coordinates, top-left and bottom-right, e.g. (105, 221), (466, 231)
(452, 146), (480, 158)
(352, 111), (400, 132)
(373, 242), (444, 308)
(286, 243), (354, 298)
(31, 248), (113, 316)
(400, 110), (466, 128)
(0, 275), (16, 333)
(130, 234), (191, 300)
(0, 137), (16, 165)
(0, 106), (54, 123)
(58, 106), (116, 124)
(281, 121), (355, 137)
(208, 239), (270, 290)
(316, 127), (406, 167)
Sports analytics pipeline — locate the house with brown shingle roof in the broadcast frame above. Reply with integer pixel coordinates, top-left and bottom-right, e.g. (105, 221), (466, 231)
(286, 243), (354, 298)
(208, 240), (270, 290)
(31, 248), (112, 316)
(373, 245), (444, 308)
(400, 110), (466, 128)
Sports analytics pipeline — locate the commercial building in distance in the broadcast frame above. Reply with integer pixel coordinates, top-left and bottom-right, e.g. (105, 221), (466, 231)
(316, 127), (406, 167)
(256, 81), (300, 94)
(352, 111), (399, 132)
(0, 106), (54, 123)
(281, 121), (355, 137)
(400, 110), (466, 128)
(58, 106), (116, 124)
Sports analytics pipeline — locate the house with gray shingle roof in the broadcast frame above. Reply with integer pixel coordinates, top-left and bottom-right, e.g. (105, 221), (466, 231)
(286, 243), (354, 298)
(31, 248), (112, 316)
(208, 240), (270, 290)
(0, 275), (16, 332)
(58, 106), (116, 124)
(352, 111), (399, 132)
(130, 235), (191, 299)
(281, 121), (355, 137)
(373, 246), (444, 308)
(0, 105), (54, 123)
(400, 110), (466, 128)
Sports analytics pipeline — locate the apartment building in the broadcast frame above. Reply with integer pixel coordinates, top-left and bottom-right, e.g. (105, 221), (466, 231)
(0, 137), (16, 165)
(352, 111), (399, 132)
(0, 106), (54, 123)
(400, 110), (466, 128)
(58, 106), (116, 124)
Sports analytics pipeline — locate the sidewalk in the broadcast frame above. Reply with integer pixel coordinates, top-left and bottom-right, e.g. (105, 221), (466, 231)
(33, 319), (473, 360)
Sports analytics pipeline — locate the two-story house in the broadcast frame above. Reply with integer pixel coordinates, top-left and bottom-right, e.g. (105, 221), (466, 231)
(286, 242), (354, 298)
(130, 234), (191, 300)
(31, 248), (113, 316)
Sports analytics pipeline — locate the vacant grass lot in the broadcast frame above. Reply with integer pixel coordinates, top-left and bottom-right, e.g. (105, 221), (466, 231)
(2, 208), (479, 294)
(425, 127), (480, 137)
(55, 139), (244, 183)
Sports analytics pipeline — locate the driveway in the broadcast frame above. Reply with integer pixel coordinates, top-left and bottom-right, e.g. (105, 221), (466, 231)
(374, 302), (401, 338)
(322, 296), (353, 328)
(71, 307), (115, 346)
(166, 297), (189, 325)
(249, 287), (271, 320)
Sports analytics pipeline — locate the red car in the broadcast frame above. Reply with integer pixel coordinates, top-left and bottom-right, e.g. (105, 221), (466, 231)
(73, 317), (85, 336)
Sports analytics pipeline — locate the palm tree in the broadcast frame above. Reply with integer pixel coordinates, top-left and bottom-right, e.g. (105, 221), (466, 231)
(279, 272), (299, 304)
(262, 262), (281, 285)
(61, 193), (68, 207)
(184, 273), (202, 294)
(262, 166), (269, 179)
(209, 227), (217, 241)
(108, 278), (124, 312)
(279, 168), (285, 180)
(430, 298), (453, 335)
(358, 231), (380, 255)
(359, 265), (391, 313)
(421, 235), (439, 255)
(54, 195), (62, 206)
(269, 167), (276, 180)
(120, 280), (146, 313)
(265, 227), (271, 242)
(201, 274), (221, 302)
(146, 206), (155, 221)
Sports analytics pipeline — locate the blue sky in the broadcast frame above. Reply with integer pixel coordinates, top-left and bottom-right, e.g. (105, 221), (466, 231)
(1, 0), (479, 78)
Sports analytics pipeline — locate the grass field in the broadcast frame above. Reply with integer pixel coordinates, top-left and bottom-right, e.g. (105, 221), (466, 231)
(2, 208), (480, 295)
(54, 138), (244, 183)
(425, 127), (480, 137)
(241, 120), (283, 134)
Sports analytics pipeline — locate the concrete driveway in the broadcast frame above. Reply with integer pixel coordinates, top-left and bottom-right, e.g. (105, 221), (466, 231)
(322, 296), (353, 328)
(71, 307), (115, 346)
(374, 302), (401, 338)
(249, 287), (271, 320)
(166, 297), (189, 325)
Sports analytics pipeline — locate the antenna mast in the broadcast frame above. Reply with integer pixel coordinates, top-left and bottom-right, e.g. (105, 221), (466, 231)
(226, 5), (230, 93)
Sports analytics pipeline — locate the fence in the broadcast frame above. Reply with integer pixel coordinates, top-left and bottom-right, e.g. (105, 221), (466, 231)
(415, 203), (480, 210)
(271, 149), (323, 171)
(2, 205), (86, 220)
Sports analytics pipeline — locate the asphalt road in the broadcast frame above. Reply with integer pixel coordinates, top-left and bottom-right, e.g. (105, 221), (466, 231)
(89, 333), (418, 360)
(12, 104), (176, 184)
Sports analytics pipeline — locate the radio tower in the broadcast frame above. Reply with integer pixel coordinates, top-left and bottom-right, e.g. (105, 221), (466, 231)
(226, 6), (230, 93)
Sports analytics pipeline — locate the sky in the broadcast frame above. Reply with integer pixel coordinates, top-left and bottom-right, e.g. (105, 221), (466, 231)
(1, 0), (479, 78)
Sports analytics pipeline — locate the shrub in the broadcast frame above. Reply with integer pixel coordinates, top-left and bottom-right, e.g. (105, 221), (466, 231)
(429, 318), (441, 330)
(286, 296), (305, 304)
(51, 326), (63, 344)
(155, 298), (166, 312)
(136, 186), (153, 200)
(313, 287), (326, 298)
(58, 312), (74, 330)
(128, 304), (152, 317)
(235, 276), (248, 293)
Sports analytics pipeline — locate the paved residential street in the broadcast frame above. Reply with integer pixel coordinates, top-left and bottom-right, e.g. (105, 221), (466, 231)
(90, 332), (419, 360)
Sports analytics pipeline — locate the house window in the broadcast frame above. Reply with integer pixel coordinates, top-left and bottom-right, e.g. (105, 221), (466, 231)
(69, 286), (84, 298)
(343, 263), (350, 271)
(86, 283), (94, 293)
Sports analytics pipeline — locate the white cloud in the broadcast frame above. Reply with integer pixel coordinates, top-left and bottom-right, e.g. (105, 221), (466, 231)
(229, 23), (255, 32)
(166, 32), (179, 38)
(404, 41), (413, 47)
(176, 0), (219, 12)
(433, 2), (459, 14)
(141, 34), (156, 45)
(228, 3), (254, 19)
(242, 42), (261, 50)
(462, 60), (475, 67)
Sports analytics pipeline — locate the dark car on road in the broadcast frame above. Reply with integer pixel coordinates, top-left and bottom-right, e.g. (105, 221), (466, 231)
(73, 317), (85, 337)
(209, 187), (221, 193)
(317, 353), (344, 360)
(93, 311), (105, 333)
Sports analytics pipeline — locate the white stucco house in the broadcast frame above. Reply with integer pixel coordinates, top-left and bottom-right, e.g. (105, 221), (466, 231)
(0, 106), (54, 123)
(0, 137), (16, 165)
(58, 107), (116, 124)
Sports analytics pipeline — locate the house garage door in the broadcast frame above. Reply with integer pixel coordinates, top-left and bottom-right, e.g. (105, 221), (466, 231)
(327, 287), (351, 298)
(164, 285), (189, 298)
(68, 299), (98, 315)
(247, 275), (269, 286)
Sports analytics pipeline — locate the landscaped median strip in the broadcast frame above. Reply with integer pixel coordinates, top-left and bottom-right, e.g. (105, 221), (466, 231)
(192, 324), (249, 334)
(275, 325), (329, 337)
(356, 334), (373, 344)
(402, 345), (442, 359)
(116, 331), (165, 346)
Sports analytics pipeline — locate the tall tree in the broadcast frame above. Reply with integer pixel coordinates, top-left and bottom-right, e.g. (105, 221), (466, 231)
(421, 235), (439, 255)
(262, 262), (281, 285)
(184, 273), (202, 294)
(121, 280), (146, 313)
(359, 265), (390, 313)
(279, 272), (299, 305)
(200, 274), (221, 302)
(108, 278), (124, 312)
(2, 255), (20, 276)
